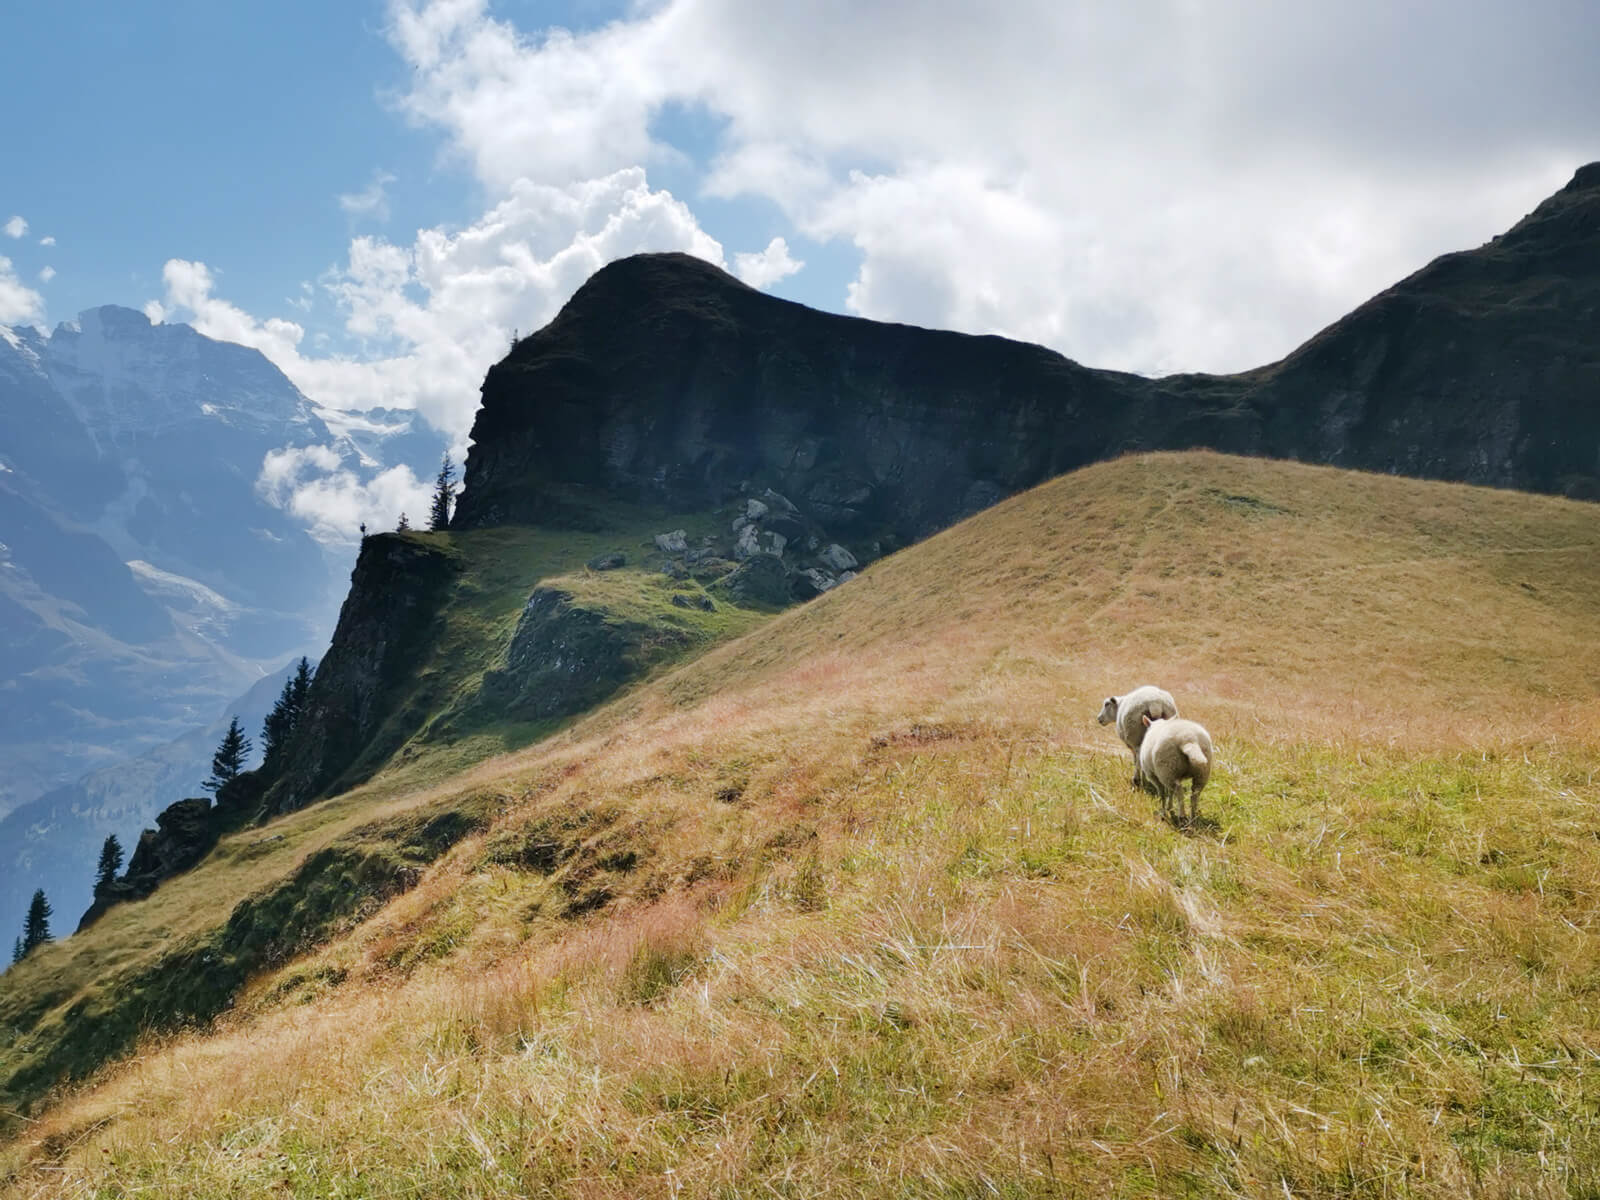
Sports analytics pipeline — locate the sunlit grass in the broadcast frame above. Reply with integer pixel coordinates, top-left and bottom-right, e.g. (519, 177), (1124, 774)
(5, 451), (1600, 1197)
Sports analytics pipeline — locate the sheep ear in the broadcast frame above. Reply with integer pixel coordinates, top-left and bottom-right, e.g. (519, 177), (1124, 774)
(1142, 713), (1153, 728)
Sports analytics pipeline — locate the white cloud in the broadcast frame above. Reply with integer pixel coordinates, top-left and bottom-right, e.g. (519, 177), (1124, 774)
(390, 1), (674, 192)
(0, 256), (44, 325)
(37, 266), (55, 283)
(384, 0), (1597, 375)
(2, 217), (25, 240)
(339, 170), (398, 222)
(38, 235), (55, 247)
(153, 258), (311, 367)
(150, 168), (722, 444)
(732, 236), (803, 289)
(256, 444), (433, 543)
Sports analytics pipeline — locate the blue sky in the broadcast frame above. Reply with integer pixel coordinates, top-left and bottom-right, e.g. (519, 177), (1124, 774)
(6, 2), (430, 335)
(4, 0), (1597, 465)
(1, 0), (840, 353)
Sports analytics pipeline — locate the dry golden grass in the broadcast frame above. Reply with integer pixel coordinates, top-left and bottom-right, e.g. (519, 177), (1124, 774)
(5, 451), (1600, 1198)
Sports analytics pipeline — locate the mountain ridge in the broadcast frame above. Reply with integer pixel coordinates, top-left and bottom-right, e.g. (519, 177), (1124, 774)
(458, 162), (1600, 540)
(249, 163), (1600, 821)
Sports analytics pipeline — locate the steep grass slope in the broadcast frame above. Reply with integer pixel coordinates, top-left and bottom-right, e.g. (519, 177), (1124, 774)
(5, 452), (1600, 1198)
(268, 498), (771, 809)
(0, 505), (771, 1120)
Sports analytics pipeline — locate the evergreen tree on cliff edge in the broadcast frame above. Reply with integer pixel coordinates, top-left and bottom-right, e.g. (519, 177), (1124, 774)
(94, 834), (124, 889)
(260, 657), (314, 774)
(204, 717), (252, 794)
(429, 452), (456, 531)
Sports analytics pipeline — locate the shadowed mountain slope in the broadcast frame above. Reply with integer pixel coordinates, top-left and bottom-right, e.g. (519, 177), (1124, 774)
(459, 163), (1600, 543)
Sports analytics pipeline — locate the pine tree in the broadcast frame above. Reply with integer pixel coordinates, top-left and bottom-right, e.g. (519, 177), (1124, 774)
(94, 834), (124, 889)
(396, 511), (411, 532)
(429, 453), (456, 531)
(290, 656), (312, 711)
(260, 676), (295, 766)
(203, 717), (252, 793)
(261, 657), (314, 773)
(11, 937), (23, 965)
(21, 889), (52, 955)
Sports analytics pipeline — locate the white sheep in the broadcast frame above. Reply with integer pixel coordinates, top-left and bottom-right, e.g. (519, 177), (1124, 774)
(1096, 686), (1177, 788)
(1138, 714), (1214, 825)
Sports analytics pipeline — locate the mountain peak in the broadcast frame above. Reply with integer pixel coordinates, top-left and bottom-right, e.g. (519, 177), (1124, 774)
(537, 252), (757, 338)
(69, 305), (156, 338)
(582, 251), (750, 295)
(1564, 161), (1600, 193)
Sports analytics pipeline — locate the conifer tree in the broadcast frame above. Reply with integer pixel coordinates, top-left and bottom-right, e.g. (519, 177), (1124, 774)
(396, 511), (411, 532)
(203, 717), (252, 793)
(290, 655), (312, 711)
(429, 452), (456, 531)
(21, 889), (52, 956)
(261, 676), (295, 767)
(11, 937), (23, 965)
(261, 657), (314, 773)
(94, 834), (124, 889)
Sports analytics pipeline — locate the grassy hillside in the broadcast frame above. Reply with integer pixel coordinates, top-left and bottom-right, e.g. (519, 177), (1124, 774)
(0, 503), (771, 1125)
(288, 501), (773, 798)
(4, 451), (1600, 1198)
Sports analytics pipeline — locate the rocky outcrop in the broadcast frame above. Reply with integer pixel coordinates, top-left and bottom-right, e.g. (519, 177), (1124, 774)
(482, 587), (647, 719)
(458, 165), (1600, 539)
(78, 797), (217, 929)
(264, 534), (460, 814)
(456, 253), (1149, 539)
(1221, 163), (1600, 492)
(710, 555), (793, 608)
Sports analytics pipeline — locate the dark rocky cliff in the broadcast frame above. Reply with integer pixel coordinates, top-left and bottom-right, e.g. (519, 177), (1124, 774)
(265, 534), (459, 813)
(455, 255), (1165, 541)
(459, 163), (1600, 534)
(1235, 162), (1600, 490)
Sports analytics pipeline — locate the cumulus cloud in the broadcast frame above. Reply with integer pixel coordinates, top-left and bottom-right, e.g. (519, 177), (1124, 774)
(386, 0), (1597, 374)
(37, 266), (55, 283)
(339, 170), (398, 222)
(0, 256), (45, 325)
(149, 169), (723, 444)
(732, 236), (803, 289)
(38, 235), (55, 247)
(150, 258), (310, 366)
(2, 217), (25, 239)
(257, 444), (434, 543)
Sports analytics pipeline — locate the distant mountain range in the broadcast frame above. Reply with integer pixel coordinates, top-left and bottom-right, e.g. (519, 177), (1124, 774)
(0, 305), (443, 943)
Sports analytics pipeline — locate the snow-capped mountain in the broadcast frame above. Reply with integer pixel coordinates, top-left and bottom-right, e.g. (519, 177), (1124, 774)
(0, 306), (442, 818)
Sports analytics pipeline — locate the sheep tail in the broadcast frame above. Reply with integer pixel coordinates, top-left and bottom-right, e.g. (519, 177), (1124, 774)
(1182, 742), (1208, 771)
